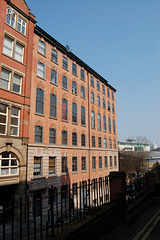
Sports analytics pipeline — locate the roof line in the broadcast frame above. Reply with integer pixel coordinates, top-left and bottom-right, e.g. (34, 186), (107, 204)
(34, 25), (117, 92)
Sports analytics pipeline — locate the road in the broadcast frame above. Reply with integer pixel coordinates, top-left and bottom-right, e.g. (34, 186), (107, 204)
(100, 198), (160, 240)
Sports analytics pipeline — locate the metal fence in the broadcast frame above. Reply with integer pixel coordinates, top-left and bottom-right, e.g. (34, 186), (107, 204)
(126, 177), (146, 203)
(0, 177), (110, 240)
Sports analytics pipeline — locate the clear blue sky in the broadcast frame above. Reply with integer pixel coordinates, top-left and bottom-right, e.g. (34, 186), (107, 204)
(26, 0), (160, 146)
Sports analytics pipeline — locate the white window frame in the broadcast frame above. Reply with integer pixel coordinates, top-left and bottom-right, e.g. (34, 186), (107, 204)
(51, 48), (58, 63)
(50, 69), (58, 85)
(38, 39), (46, 56)
(17, 16), (26, 35)
(0, 104), (8, 135)
(15, 42), (24, 62)
(37, 61), (45, 79)
(3, 35), (13, 57)
(0, 152), (19, 176)
(10, 107), (20, 136)
(49, 156), (56, 175)
(0, 68), (11, 90)
(13, 73), (22, 94)
(6, 8), (17, 28)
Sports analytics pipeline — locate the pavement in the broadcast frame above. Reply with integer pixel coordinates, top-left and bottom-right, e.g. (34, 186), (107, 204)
(100, 197), (160, 240)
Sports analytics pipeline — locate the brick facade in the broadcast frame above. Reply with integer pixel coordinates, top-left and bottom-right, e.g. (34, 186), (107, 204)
(0, 0), (35, 206)
(0, 0), (119, 207)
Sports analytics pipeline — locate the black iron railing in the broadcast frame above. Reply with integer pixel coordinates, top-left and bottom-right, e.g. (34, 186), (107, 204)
(0, 178), (110, 240)
(126, 177), (146, 203)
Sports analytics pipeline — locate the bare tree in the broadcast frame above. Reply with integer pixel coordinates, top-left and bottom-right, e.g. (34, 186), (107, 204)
(136, 136), (151, 144)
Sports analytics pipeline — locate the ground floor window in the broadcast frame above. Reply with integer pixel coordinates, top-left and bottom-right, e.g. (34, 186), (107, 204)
(0, 152), (19, 176)
(33, 157), (42, 176)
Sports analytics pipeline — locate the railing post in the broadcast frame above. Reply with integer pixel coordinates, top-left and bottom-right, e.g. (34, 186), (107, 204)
(65, 185), (67, 227)
(3, 203), (6, 240)
(61, 186), (63, 231)
(88, 179), (91, 212)
(56, 188), (59, 233)
(68, 184), (71, 226)
(27, 195), (30, 240)
(50, 187), (54, 237)
(12, 200), (14, 240)
(80, 182), (81, 219)
(40, 195), (43, 240)
(33, 197), (36, 240)
(20, 197), (22, 240)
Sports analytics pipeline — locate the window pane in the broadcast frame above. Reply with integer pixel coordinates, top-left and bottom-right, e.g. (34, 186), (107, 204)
(35, 126), (43, 143)
(10, 168), (17, 174)
(36, 88), (44, 114)
(62, 130), (67, 145)
(3, 36), (13, 56)
(62, 99), (67, 120)
(15, 43), (23, 62)
(6, 8), (16, 28)
(49, 128), (56, 144)
(13, 74), (21, 93)
(33, 157), (41, 176)
(50, 69), (57, 84)
(38, 40), (46, 55)
(10, 107), (19, 136)
(0, 68), (10, 90)
(81, 106), (85, 125)
(51, 49), (58, 63)
(49, 157), (56, 174)
(17, 17), (26, 35)
(72, 103), (77, 123)
(37, 61), (45, 78)
(62, 76), (68, 89)
(62, 157), (67, 173)
(50, 94), (57, 118)
(0, 104), (7, 135)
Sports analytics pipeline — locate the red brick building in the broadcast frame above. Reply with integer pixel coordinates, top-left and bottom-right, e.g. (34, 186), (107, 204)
(0, 0), (35, 206)
(27, 25), (118, 203)
(0, 0), (118, 207)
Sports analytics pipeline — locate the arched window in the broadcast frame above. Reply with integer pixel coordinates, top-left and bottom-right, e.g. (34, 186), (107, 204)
(0, 152), (19, 176)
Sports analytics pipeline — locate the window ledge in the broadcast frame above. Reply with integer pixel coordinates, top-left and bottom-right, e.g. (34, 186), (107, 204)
(72, 172), (78, 174)
(35, 112), (44, 117)
(72, 92), (78, 96)
(62, 67), (69, 71)
(72, 122), (78, 125)
(49, 116), (57, 120)
(36, 75), (46, 81)
(50, 82), (58, 87)
(61, 172), (68, 175)
(0, 87), (22, 96)
(62, 87), (69, 92)
(81, 78), (85, 82)
(61, 119), (68, 123)
(51, 59), (59, 65)
(48, 174), (57, 177)
(38, 52), (46, 58)
(5, 22), (28, 39)
(72, 73), (77, 77)
(2, 53), (26, 66)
